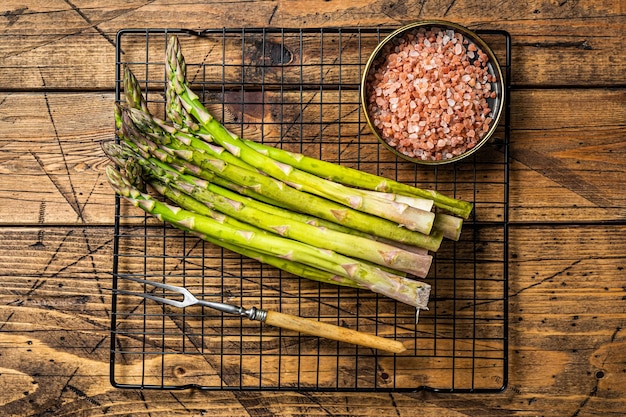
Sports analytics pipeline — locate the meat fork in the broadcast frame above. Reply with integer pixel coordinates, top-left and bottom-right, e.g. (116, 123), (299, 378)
(116, 276), (406, 354)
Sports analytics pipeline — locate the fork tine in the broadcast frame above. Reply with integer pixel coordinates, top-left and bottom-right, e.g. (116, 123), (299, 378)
(114, 288), (189, 309)
(120, 275), (183, 293)
(117, 276), (198, 308)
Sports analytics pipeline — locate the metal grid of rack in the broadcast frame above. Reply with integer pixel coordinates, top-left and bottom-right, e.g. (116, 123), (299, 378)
(110, 27), (510, 392)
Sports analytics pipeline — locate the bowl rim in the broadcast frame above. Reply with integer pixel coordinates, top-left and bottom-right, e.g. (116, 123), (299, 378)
(360, 20), (506, 165)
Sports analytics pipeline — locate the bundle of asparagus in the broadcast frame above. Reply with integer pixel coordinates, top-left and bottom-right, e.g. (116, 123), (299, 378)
(104, 35), (474, 311)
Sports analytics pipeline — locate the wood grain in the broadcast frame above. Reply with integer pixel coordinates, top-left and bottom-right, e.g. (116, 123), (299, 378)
(2, 0), (626, 415)
(1, 225), (625, 415)
(1, 88), (624, 225)
(0, 1), (624, 89)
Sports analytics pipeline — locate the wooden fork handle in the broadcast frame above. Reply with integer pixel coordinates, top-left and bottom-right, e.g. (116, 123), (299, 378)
(263, 310), (406, 354)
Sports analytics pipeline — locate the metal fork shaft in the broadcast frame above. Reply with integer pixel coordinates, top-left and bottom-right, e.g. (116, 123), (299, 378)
(195, 299), (267, 321)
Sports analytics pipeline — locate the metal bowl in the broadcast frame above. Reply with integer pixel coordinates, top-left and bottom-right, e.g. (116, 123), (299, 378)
(361, 20), (504, 165)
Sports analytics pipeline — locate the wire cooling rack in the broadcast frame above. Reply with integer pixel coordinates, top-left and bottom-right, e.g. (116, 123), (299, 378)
(111, 27), (510, 392)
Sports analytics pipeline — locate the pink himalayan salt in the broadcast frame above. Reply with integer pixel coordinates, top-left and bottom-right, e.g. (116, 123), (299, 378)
(366, 26), (497, 161)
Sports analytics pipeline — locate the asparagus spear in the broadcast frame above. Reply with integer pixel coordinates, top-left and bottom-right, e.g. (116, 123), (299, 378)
(104, 141), (373, 288)
(242, 139), (474, 218)
(119, 106), (444, 252)
(433, 212), (464, 241)
(149, 180), (365, 289)
(165, 35), (436, 235)
(115, 133), (432, 262)
(109, 136), (433, 276)
(148, 176), (408, 277)
(129, 146), (433, 277)
(106, 166), (431, 309)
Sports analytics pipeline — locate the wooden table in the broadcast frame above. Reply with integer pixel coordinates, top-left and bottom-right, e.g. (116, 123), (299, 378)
(1, 1), (625, 416)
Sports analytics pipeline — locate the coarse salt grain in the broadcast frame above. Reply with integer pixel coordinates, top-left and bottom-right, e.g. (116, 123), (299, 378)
(366, 26), (497, 161)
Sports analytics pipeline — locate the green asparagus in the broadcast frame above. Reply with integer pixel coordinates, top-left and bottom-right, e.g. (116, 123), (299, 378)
(119, 105), (444, 252)
(106, 166), (431, 309)
(115, 142), (433, 277)
(105, 143), (369, 289)
(242, 139), (474, 219)
(149, 179), (365, 289)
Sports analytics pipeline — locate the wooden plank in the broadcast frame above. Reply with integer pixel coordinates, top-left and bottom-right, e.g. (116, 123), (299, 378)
(0, 1), (624, 90)
(509, 88), (626, 222)
(0, 92), (114, 225)
(1, 88), (624, 226)
(2, 1), (625, 416)
(1, 224), (625, 414)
